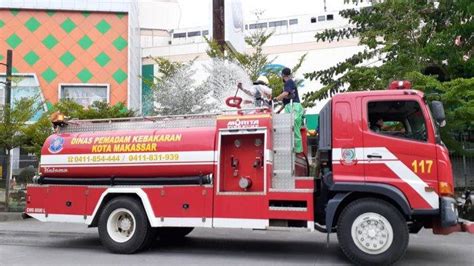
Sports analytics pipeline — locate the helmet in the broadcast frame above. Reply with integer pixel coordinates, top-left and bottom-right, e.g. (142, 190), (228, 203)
(281, 67), (291, 76)
(256, 76), (269, 85)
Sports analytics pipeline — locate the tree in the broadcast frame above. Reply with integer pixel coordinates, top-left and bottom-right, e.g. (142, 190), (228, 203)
(303, 0), (473, 104)
(21, 100), (136, 157)
(206, 29), (307, 98)
(404, 72), (474, 155)
(302, 0), (473, 154)
(22, 115), (52, 158)
(144, 57), (214, 115)
(0, 97), (41, 155)
(0, 97), (40, 203)
(52, 100), (135, 120)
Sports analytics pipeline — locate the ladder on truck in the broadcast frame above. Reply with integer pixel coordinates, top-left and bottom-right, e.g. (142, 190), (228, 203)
(272, 112), (296, 189)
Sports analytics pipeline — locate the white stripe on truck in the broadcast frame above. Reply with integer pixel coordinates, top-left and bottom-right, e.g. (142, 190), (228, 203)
(333, 147), (439, 209)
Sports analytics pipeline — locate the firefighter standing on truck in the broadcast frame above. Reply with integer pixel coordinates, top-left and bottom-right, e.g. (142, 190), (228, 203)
(237, 76), (273, 108)
(275, 67), (304, 153)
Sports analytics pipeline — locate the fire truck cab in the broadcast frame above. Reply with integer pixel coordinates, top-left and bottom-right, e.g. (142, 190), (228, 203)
(25, 87), (473, 265)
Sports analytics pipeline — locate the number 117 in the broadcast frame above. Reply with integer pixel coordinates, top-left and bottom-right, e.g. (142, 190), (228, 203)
(411, 160), (433, 174)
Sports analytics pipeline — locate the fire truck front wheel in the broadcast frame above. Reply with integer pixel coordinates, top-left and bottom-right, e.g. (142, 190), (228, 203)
(337, 198), (409, 265)
(98, 196), (155, 254)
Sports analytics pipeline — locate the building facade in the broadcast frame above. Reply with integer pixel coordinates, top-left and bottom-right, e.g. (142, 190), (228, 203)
(140, 1), (372, 114)
(0, 0), (141, 211)
(0, 0), (141, 112)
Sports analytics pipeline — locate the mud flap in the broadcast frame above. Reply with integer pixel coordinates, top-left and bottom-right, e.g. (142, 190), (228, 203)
(433, 197), (474, 235)
(325, 192), (350, 246)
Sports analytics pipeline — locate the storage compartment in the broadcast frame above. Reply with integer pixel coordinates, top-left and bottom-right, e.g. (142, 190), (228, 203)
(219, 133), (265, 192)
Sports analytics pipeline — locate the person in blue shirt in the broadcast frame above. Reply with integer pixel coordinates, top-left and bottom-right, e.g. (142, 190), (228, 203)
(274, 67), (304, 153)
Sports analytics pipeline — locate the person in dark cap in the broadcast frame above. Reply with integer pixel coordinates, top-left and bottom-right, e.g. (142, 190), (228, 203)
(274, 67), (304, 153)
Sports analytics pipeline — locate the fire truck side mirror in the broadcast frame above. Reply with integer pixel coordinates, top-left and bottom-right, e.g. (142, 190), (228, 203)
(430, 101), (446, 127)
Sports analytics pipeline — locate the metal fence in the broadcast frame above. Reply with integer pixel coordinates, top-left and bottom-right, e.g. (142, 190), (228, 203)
(451, 141), (474, 190)
(1, 155), (38, 212)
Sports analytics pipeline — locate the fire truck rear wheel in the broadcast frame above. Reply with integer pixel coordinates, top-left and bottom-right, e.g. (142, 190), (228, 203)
(337, 198), (409, 265)
(156, 227), (194, 241)
(98, 196), (154, 254)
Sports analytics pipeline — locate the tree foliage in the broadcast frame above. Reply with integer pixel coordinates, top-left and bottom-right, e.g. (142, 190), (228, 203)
(52, 100), (135, 120)
(404, 72), (474, 155)
(0, 97), (41, 152)
(22, 114), (52, 158)
(5, 99), (133, 158)
(20, 100), (135, 157)
(144, 56), (214, 115)
(303, 0), (473, 104)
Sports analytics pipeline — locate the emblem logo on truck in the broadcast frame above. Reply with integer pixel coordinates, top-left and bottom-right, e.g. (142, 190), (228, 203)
(48, 136), (65, 154)
(341, 148), (356, 165)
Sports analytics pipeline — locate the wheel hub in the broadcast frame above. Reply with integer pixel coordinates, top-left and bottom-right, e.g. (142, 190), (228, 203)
(107, 208), (136, 243)
(351, 212), (394, 255)
(119, 216), (132, 231)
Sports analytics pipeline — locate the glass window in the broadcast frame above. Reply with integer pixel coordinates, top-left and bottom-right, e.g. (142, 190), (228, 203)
(318, 15), (326, 22)
(249, 22), (267, 29)
(0, 86), (4, 107)
(327, 14), (334, 21)
(173, 32), (186, 38)
(60, 84), (109, 107)
(0, 74), (44, 122)
(187, 31), (201, 37)
(289, 19), (298, 25)
(269, 20), (288, 27)
(368, 100), (427, 141)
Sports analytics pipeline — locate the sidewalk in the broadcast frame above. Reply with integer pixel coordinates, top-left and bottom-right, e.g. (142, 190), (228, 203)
(0, 218), (95, 234)
(0, 212), (23, 222)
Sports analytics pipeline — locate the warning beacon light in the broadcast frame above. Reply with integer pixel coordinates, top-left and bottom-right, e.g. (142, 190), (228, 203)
(388, 80), (412, 90)
(50, 111), (67, 129)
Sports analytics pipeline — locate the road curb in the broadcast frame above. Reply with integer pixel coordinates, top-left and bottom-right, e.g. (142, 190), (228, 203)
(0, 212), (24, 222)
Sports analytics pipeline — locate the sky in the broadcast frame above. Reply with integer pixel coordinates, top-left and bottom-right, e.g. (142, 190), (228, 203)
(175, 0), (327, 28)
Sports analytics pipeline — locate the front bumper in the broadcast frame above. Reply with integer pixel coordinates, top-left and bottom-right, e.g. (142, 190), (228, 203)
(433, 196), (474, 235)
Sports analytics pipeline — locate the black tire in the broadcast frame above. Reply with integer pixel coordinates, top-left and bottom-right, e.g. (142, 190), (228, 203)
(98, 196), (155, 254)
(156, 227), (194, 241)
(337, 198), (409, 265)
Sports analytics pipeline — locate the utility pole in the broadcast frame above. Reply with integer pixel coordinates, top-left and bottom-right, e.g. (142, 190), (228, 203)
(0, 50), (12, 211)
(212, 0), (226, 53)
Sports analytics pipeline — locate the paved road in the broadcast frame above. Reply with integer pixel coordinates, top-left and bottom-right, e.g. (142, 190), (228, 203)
(0, 219), (473, 265)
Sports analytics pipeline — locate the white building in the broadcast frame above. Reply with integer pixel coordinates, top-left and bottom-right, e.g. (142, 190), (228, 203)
(138, 0), (372, 114)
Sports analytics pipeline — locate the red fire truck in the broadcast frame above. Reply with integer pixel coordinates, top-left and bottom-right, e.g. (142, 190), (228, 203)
(25, 84), (473, 265)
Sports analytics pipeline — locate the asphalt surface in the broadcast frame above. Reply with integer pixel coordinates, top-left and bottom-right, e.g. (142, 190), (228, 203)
(0, 219), (473, 265)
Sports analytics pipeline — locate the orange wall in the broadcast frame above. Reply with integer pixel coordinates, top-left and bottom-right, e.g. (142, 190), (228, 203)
(0, 9), (129, 105)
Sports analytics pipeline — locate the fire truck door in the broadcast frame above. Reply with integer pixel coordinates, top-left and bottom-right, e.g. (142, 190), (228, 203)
(362, 97), (439, 210)
(218, 133), (265, 192)
(213, 131), (267, 228)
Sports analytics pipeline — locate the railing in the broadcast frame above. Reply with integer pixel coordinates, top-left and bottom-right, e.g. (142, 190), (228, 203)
(451, 141), (474, 190)
(1, 156), (38, 212)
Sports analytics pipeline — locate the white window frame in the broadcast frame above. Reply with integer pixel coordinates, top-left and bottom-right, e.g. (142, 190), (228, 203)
(58, 83), (110, 106)
(0, 73), (47, 119)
